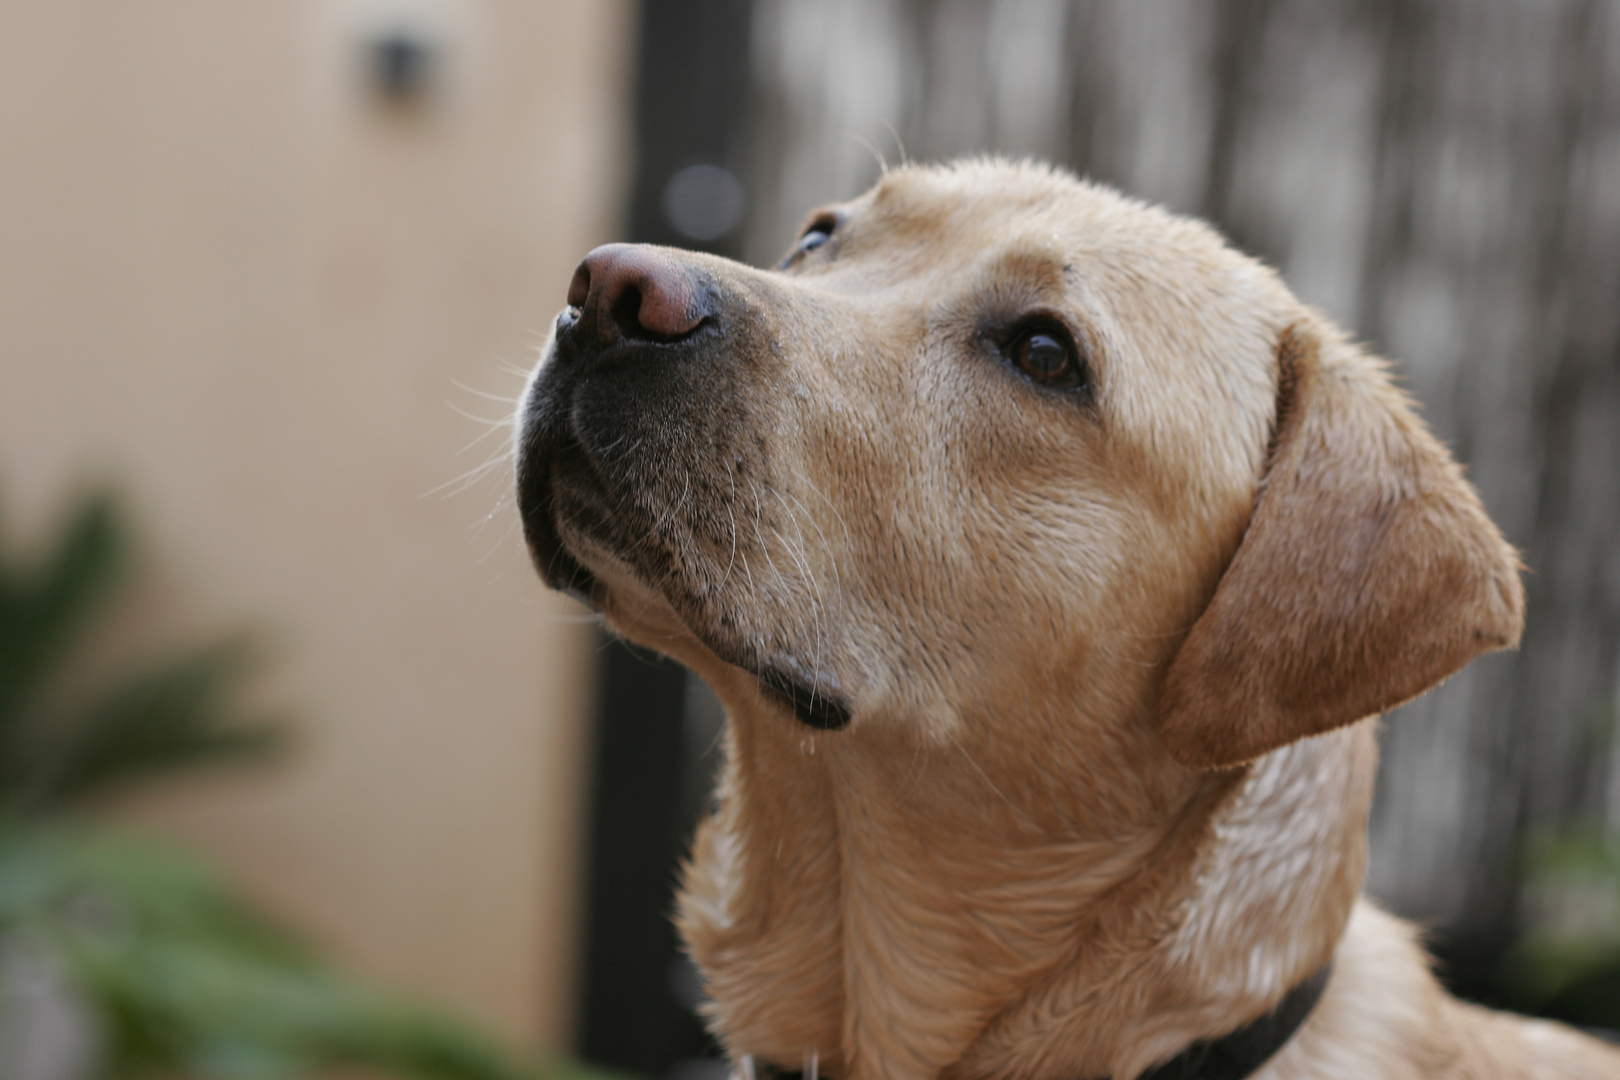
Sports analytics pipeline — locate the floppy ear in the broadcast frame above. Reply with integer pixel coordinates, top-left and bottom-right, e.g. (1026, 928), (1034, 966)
(1158, 323), (1525, 770)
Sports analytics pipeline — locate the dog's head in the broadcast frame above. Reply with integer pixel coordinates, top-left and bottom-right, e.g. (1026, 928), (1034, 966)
(516, 159), (1522, 769)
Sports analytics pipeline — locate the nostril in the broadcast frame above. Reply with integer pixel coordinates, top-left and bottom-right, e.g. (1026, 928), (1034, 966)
(631, 280), (703, 339)
(610, 285), (646, 340)
(566, 263), (591, 309)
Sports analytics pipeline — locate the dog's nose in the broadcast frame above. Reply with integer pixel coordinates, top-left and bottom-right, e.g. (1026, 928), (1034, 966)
(566, 243), (707, 343)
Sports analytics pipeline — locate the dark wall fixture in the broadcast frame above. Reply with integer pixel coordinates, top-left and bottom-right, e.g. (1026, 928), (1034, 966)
(572, 1), (753, 1077)
(367, 26), (436, 103)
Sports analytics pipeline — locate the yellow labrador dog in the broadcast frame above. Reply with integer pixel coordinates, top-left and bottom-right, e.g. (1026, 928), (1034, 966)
(515, 160), (1620, 1079)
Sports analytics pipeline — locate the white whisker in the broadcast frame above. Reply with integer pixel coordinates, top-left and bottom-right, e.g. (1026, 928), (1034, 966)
(422, 453), (511, 500)
(449, 379), (525, 406)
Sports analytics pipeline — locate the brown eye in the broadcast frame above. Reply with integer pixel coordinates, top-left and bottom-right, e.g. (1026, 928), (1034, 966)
(1011, 330), (1078, 387)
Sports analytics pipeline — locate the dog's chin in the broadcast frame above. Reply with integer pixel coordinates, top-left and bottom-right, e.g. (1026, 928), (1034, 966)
(515, 445), (598, 606)
(522, 515), (598, 607)
(531, 514), (854, 732)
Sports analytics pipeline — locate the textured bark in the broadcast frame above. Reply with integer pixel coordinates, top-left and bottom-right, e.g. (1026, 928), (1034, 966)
(742, 0), (1620, 960)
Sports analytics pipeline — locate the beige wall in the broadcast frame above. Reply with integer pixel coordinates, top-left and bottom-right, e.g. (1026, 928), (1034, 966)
(0, 0), (630, 1050)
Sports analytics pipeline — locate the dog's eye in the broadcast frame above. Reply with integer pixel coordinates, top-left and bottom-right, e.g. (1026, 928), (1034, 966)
(1009, 329), (1082, 389)
(778, 214), (840, 269)
(797, 228), (832, 254)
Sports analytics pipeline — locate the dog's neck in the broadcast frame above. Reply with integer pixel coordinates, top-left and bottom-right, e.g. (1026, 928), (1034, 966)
(677, 665), (1375, 1080)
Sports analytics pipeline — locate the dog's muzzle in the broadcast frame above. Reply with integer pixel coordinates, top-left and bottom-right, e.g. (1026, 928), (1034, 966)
(514, 244), (854, 731)
(514, 243), (715, 597)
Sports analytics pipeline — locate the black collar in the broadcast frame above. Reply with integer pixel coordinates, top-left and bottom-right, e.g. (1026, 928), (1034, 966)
(743, 964), (1331, 1080)
(1133, 964), (1332, 1080)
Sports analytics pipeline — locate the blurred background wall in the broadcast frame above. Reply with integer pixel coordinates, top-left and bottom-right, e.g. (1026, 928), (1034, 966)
(0, 0), (629, 1052)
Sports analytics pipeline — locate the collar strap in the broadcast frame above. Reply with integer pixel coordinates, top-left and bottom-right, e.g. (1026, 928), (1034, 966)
(1134, 963), (1332, 1080)
(743, 963), (1331, 1080)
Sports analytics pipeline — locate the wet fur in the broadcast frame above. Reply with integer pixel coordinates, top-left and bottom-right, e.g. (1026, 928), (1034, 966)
(516, 160), (1620, 1079)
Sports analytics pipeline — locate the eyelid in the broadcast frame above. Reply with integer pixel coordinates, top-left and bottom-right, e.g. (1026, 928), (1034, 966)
(800, 212), (840, 239)
(778, 209), (846, 269)
(988, 309), (1079, 348)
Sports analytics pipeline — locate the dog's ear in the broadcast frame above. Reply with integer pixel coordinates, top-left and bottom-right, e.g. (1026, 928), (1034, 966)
(1158, 323), (1524, 770)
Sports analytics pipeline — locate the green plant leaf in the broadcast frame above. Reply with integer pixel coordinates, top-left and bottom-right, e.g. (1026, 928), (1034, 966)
(0, 492), (128, 757)
(0, 825), (574, 1080)
(0, 487), (621, 1080)
(13, 638), (282, 814)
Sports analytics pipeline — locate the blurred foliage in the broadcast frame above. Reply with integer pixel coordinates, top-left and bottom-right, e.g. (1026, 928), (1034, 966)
(0, 493), (281, 815)
(0, 490), (621, 1080)
(1499, 803), (1620, 1031)
(0, 824), (547, 1080)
